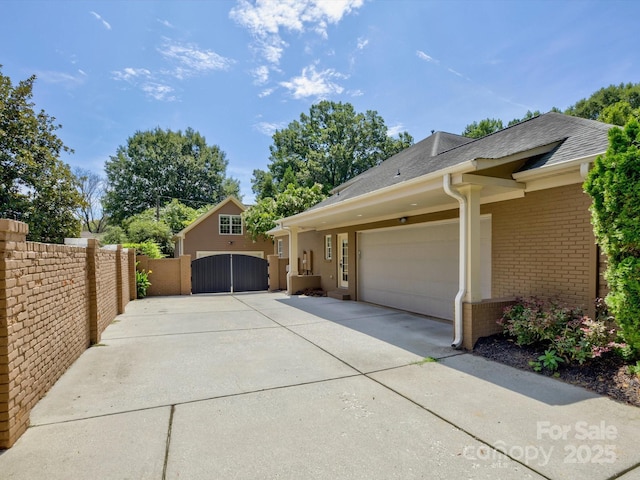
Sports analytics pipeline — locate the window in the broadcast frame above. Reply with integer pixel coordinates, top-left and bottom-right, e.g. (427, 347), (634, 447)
(325, 235), (332, 260)
(219, 214), (243, 235)
(277, 239), (284, 258)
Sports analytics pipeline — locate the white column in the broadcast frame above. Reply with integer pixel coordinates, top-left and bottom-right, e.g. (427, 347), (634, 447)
(459, 184), (483, 303)
(286, 226), (299, 294)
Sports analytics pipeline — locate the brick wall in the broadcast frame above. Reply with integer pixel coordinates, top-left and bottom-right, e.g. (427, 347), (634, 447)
(484, 183), (595, 311)
(0, 220), (136, 448)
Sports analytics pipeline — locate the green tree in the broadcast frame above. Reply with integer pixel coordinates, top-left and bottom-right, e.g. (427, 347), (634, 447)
(0, 68), (82, 242)
(103, 127), (240, 224)
(126, 217), (173, 256)
(600, 101), (640, 126)
(565, 82), (640, 121)
(461, 118), (504, 138)
(257, 101), (413, 197)
(507, 110), (542, 127)
(243, 184), (326, 240)
(584, 119), (640, 354)
(158, 198), (200, 233)
(251, 169), (276, 201)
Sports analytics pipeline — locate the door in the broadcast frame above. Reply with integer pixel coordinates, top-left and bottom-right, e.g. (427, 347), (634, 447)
(337, 233), (349, 289)
(357, 217), (491, 320)
(191, 254), (268, 294)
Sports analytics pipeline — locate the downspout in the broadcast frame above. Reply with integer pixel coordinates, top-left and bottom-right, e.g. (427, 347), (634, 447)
(443, 174), (467, 349)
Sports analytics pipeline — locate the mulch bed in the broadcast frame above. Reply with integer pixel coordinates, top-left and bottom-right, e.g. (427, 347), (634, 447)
(473, 334), (640, 407)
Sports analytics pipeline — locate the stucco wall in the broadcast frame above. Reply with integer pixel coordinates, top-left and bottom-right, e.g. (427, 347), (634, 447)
(181, 202), (272, 260)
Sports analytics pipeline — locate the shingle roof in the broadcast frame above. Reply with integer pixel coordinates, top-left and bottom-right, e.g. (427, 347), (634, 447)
(313, 113), (612, 210)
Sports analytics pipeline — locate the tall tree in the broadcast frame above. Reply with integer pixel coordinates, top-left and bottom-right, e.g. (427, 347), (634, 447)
(257, 101), (413, 196)
(0, 67), (82, 242)
(103, 127), (240, 224)
(565, 82), (640, 121)
(461, 118), (504, 138)
(243, 184), (326, 240)
(74, 167), (106, 233)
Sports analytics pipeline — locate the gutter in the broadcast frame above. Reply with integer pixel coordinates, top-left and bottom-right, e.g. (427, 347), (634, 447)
(443, 173), (466, 349)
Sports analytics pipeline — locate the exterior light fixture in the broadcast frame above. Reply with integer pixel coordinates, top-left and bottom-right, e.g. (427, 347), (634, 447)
(399, 217), (408, 224)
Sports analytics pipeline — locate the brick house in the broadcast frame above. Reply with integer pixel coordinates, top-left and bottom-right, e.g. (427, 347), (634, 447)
(269, 113), (612, 349)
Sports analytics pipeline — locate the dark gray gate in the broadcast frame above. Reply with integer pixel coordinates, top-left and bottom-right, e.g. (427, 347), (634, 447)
(191, 254), (268, 294)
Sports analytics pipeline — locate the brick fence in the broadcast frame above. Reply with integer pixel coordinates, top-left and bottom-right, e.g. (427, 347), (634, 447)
(0, 219), (136, 448)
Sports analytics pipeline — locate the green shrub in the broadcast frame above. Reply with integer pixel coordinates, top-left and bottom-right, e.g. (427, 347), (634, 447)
(584, 119), (640, 354)
(135, 264), (152, 298)
(123, 241), (164, 259)
(498, 297), (627, 366)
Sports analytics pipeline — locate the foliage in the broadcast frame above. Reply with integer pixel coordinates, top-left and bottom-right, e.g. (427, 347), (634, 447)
(628, 361), (640, 378)
(565, 82), (640, 121)
(126, 217), (173, 256)
(103, 127), (240, 224)
(254, 101), (413, 198)
(529, 350), (564, 373)
(498, 297), (627, 367)
(243, 184), (326, 240)
(156, 198), (201, 233)
(584, 119), (640, 354)
(507, 110), (542, 127)
(124, 241), (164, 259)
(74, 167), (106, 233)
(0, 67), (83, 242)
(600, 101), (640, 126)
(461, 118), (504, 138)
(102, 225), (127, 244)
(135, 264), (152, 298)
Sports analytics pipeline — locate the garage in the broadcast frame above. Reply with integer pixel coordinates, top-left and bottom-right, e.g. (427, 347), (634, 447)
(357, 216), (491, 320)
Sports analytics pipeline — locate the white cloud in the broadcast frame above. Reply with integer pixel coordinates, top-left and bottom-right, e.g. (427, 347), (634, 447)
(416, 50), (439, 64)
(448, 68), (463, 77)
(387, 123), (405, 137)
(230, 0), (364, 65)
(280, 64), (345, 99)
(111, 67), (152, 82)
(348, 89), (364, 97)
(259, 87), (276, 98)
(141, 83), (176, 102)
(36, 70), (85, 87)
(159, 40), (234, 79)
(254, 121), (286, 136)
(157, 18), (174, 28)
(253, 65), (270, 85)
(90, 11), (111, 30)
(357, 37), (369, 50)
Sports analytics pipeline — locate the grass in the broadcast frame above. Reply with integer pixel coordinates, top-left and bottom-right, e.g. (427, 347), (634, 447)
(413, 356), (438, 365)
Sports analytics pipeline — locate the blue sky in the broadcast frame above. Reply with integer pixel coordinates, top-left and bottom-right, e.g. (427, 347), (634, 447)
(1, 0), (638, 203)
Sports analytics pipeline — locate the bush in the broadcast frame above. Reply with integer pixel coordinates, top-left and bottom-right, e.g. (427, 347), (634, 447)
(135, 263), (152, 298)
(101, 225), (128, 245)
(123, 241), (164, 259)
(498, 297), (627, 367)
(584, 119), (640, 354)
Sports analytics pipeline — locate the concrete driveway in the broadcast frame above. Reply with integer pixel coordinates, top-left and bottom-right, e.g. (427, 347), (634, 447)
(1, 292), (639, 479)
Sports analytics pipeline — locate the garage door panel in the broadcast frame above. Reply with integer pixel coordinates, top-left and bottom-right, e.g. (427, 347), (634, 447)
(358, 218), (491, 320)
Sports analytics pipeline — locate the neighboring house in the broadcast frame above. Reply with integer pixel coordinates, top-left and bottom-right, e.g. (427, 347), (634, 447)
(270, 113), (612, 350)
(174, 196), (272, 260)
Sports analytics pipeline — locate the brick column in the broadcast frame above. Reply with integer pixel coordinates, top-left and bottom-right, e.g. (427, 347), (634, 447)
(0, 219), (29, 448)
(115, 245), (124, 314)
(85, 239), (100, 344)
(128, 249), (137, 301)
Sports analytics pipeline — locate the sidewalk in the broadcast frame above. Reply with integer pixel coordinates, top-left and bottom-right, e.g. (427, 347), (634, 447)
(0, 292), (638, 479)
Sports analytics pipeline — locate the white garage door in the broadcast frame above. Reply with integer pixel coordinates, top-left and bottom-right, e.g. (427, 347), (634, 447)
(357, 216), (491, 320)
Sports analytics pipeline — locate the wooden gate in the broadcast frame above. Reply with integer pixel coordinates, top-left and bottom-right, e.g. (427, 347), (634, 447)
(191, 254), (268, 294)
